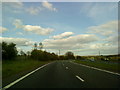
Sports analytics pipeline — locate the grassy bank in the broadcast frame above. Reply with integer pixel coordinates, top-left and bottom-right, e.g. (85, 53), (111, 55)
(74, 60), (120, 73)
(3, 58), (52, 79)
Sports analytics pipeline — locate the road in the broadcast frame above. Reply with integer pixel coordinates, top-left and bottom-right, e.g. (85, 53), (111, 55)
(4, 60), (120, 88)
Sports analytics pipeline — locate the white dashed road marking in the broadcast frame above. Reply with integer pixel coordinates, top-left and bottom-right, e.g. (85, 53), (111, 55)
(66, 67), (68, 69)
(76, 75), (84, 82)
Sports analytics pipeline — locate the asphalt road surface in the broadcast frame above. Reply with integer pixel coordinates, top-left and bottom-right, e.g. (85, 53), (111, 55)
(4, 60), (120, 88)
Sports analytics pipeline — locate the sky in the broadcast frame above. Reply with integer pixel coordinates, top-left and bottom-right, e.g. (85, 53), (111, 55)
(1, 1), (119, 56)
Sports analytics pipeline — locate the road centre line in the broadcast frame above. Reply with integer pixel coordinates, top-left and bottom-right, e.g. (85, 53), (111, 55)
(76, 75), (84, 82)
(3, 62), (54, 89)
(71, 62), (120, 76)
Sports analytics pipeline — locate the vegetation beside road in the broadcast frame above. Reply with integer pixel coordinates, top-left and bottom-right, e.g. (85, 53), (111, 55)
(3, 57), (52, 79)
(2, 41), (120, 79)
(2, 42), (75, 79)
(74, 59), (120, 73)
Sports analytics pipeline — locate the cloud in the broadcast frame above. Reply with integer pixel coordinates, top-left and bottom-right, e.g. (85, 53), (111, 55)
(10, 2), (23, 9)
(3, 1), (23, 8)
(42, 1), (57, 12)
(43, 34), (99, 50)
(23, 25), (54, 35)
(3, 1), (57, 15)
(69, 42), (118, 55)
(89, 43), (118, 55)
(25, 1), (57, 15)
(104, 35), (119, 44)
(52, 32), (74, 39)
(25, 6), (42, 15)
(80, 3), (117, 22)
(87, 20), (118, 36)
(1, 37), (34, 46)
(2, 1), (23, 14)
(13, 19), (54, 35)
(0, 26), (8, 33)
(25, 2), (57, 15)
(13, 19), (23, 29)
(16, 32), (24, 35)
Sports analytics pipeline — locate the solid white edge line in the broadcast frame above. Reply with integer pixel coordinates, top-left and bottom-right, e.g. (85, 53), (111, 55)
(3, 62), (54, 89)
(71, 61), (120, 76)
(76, 75), (84, 82)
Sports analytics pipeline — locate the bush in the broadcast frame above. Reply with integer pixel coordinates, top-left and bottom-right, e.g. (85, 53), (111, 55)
(30, 49), (58, 61)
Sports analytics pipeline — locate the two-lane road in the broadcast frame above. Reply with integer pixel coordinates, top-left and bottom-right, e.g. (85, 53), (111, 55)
(4, 60), (120, 88)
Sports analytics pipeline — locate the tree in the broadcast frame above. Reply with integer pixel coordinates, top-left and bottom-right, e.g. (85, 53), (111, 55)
(76, 56), (82, 60)
(59, 55), (66, 60)
(39, 42), (43, 50)
(27, 51), (31, 56)
(65, 51), (75, 60)
(2, 42), (18, 60)
(20, 50), (25, 56)
(34, 43), (37, 50)
(30, 49), (58, 61)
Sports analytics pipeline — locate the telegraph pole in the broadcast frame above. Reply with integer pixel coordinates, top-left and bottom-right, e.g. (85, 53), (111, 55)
(99, 51), (100, 56)
(99, 51), (101, 60)
(59, 50), (60, 56)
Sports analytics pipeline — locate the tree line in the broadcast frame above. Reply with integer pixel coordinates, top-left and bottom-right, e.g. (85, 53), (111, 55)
(1, 42), (79, 61)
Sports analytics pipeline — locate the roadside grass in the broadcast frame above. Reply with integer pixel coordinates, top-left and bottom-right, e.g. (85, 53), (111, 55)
(74, 60), (120, 73)
(2, 58), (52, 79)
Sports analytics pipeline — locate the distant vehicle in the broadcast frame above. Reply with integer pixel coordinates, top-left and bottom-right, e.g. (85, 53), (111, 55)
(89, 57), (95, 62)
(101, 57), (109, 61)
(104, 58), (109, 61)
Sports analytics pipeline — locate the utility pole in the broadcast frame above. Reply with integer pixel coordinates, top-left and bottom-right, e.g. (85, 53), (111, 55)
(99, 51), (100, 56)
(59, 50), (60, 56)
(99, 51), (101, 60)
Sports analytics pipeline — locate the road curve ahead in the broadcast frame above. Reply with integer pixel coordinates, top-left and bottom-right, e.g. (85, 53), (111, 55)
(4, 60), (120, 88)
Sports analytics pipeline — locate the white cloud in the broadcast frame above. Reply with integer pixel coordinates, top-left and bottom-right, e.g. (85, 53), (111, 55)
(69, 42), (118, 55)
(80, 3), (117, 22)
(87, 20), (118, 36)
(13, 19), (54, 35)
(42, 1), (57, 12)
(52, 32), (74, 39)
(10, 2), (23, 9)
(26, 7), (41, 15)
(104, 35), (119, 44)
(13, 19), (23, 29)
(17, 32), (24, 35)
(3, 1), (23, 9)
(43, 34), (99, 50)
(3, 1), (57, 15)
(23, 25), (54, 35)
(25, 2), (57, 15)
(0, 26), (8, 33)
(89, 43), (111, 50)
(1, 37), (34, 46)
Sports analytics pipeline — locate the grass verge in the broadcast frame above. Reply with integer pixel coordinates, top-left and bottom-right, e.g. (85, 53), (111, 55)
(2, 58), (52, 79)
(73, 60), (120, 74)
